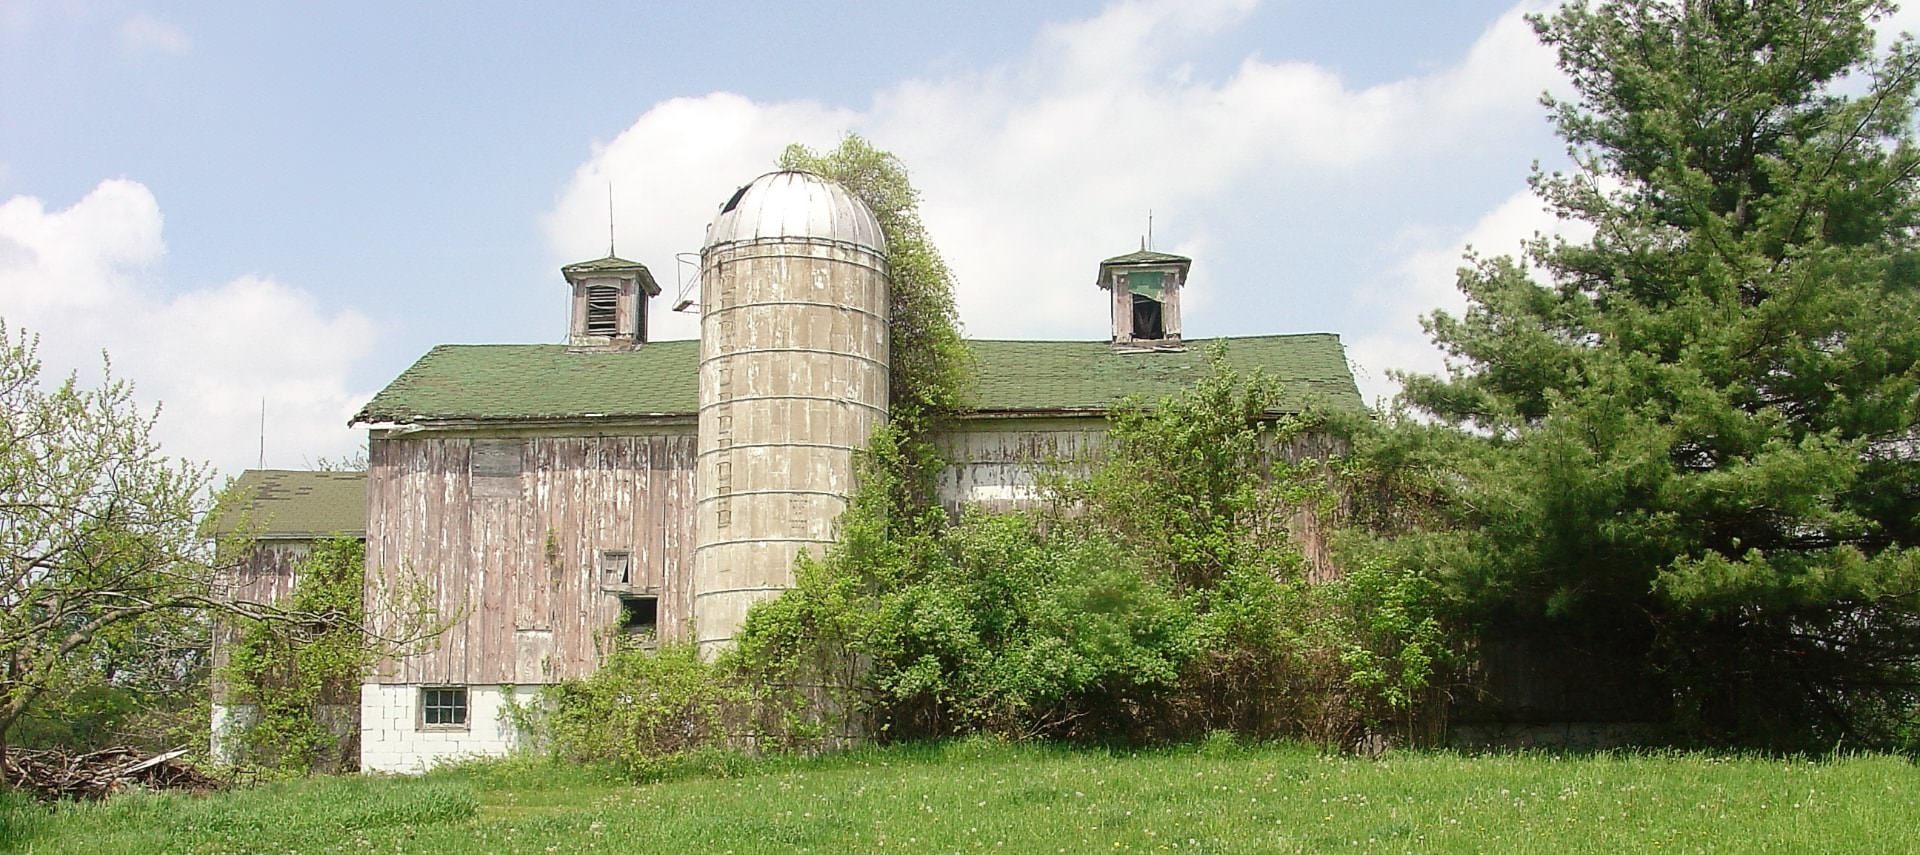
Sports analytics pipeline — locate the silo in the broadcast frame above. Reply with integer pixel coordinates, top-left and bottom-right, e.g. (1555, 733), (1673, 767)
(692, 170), (890, 654)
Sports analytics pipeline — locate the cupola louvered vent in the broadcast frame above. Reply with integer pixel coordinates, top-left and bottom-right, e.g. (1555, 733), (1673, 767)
(584, 285), (619, 337)
(561, 255), (658, 351)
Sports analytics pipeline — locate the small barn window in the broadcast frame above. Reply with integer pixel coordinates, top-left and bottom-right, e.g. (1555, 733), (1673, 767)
(1124, 270), (1168, 341)
(470, 439), (523, 478)
(1131, 293), (1165, 340)
(599, 550), (632, 590)
(619, 594), (659, 641)
(585, 285), (620, 336)
(420, 687), (468, 729)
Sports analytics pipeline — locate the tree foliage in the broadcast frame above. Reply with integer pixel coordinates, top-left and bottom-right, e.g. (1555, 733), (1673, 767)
(1402, 0), (1920, 747)
(0, 322), (226, 761)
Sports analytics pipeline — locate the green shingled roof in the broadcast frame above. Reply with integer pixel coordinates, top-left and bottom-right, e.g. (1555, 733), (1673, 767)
(355, 335), (1360, 425)
(355, 342), (701, 423)
(1099, 249), (1191, 266)
(561, 255), (661, 295)
(562, 255), (649, 274)
(967, 335), (1360, 413)
(208, 470), (366, 539)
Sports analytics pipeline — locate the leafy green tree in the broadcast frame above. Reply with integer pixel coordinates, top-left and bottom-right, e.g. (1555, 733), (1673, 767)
(1402, 0), (1920, 746)
(0, 322), (440, 773)
(0, 322), (230, 764)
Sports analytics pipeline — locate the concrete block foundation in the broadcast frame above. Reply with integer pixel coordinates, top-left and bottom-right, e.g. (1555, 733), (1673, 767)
(358, 683), (540, 773)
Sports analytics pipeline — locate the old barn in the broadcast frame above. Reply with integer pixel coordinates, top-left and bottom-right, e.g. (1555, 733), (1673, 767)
(213, 170), (1364, 771)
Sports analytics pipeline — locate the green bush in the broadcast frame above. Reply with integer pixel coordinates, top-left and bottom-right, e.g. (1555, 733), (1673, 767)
(222, 537), (368, 773)
(736, 346), (1455, 747)
(519, 643), (825, 781)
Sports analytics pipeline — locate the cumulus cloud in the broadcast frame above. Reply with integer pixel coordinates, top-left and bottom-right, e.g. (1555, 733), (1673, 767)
(0, 180), (374, 478)
(116, 13), (189, 56)
(547, 0), (1563, 344)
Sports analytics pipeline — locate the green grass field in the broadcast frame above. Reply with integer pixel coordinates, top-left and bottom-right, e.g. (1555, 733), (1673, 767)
(3, 740), (1916, 853)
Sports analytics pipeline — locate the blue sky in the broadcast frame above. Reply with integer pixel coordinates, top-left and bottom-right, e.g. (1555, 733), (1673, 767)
(2, 1), (1635, 475)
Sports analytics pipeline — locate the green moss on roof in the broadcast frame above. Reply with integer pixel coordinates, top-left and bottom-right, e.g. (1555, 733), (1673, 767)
(1099, 249), (1192, 266)
(209, 470), (366, 538)
(356, 342), (701, 423)
(353, 335), (1361, 425)
(968, 335), (1360, 413)
(562, 255), (648, 274)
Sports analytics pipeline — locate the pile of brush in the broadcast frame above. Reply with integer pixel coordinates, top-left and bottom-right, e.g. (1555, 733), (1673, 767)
(1, 746), (221, 800)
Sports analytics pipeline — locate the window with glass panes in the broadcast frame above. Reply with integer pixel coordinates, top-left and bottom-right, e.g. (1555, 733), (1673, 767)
(421, 687), (467, 728)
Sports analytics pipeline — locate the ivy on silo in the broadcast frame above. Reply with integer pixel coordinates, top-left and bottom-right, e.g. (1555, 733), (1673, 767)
(778, 136), (975, 517)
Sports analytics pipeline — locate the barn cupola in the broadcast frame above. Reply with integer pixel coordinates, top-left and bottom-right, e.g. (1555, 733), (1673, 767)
(1097, 246), (1190, 349)
(562, 255), (661, 350)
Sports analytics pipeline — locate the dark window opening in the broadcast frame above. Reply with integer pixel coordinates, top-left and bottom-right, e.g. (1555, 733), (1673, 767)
(585, 285), (619, 336)
(421, 687), (467, 728)
(619, 594), (659, 637)
(721, 184), (750, 213)
(1131, 293), (1165, 340)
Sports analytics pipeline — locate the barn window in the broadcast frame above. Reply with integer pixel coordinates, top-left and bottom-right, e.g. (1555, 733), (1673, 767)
(599, 550), (632, 590)
(585, 285), (619, 336)
(420, 687), (468, 729)
(619, 594), (659, 641)
(619, 595), (657, 632)
(1131, 293), (1164, 340)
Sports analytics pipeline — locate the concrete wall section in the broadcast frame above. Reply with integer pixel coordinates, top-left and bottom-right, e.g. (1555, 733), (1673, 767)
(359, 683), (539, 773)
(209, 702), (256, 765)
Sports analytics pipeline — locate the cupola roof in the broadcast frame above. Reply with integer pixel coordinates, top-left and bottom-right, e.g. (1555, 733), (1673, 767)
(561, 255), (661, 296)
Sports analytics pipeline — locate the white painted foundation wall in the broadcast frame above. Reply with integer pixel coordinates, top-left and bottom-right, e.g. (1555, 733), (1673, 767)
(209, 702), (257, 765)
(359, 683), (539, 773)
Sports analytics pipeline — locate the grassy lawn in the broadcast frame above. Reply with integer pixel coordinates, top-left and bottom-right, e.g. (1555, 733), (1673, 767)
(3, 740), (1915, 853)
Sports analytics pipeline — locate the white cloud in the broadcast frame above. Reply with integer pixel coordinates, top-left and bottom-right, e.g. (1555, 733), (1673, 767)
(0, 180), (374, 478)
(116, 13), (190, 56)
(1345, 188), (1593, 407)
(547, 0), (1564, 345)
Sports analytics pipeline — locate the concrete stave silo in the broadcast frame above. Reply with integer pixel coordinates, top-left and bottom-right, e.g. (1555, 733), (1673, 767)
(692, 171), (890, 655)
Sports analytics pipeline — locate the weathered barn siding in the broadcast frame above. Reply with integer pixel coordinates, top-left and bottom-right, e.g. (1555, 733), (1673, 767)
(365, 427), (696, 686)
(935, 418), (1107, 513)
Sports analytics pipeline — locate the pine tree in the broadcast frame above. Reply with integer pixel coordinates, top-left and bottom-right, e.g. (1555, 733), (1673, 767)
(1405, 0), (1920, 746)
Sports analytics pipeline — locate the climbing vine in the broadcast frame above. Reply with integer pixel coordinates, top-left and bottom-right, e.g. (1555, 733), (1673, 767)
(222, 538), (369, 773)
(778, 135), (974, 516)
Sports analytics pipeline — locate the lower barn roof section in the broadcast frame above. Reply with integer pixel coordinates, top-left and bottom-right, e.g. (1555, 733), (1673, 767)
(351, 334), (1362, 426)
(208, 469), (368, 539)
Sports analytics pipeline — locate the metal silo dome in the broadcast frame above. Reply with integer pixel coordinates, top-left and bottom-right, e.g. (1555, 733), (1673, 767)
(703, 170), (888, 254)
